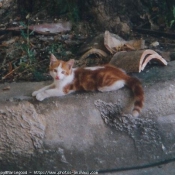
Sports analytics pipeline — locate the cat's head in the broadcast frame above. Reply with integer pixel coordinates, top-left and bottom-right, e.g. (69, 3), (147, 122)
(49, 54), (74, 81)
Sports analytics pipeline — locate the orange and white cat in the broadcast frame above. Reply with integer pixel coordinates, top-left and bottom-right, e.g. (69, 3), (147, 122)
(32, 54), (144, 117)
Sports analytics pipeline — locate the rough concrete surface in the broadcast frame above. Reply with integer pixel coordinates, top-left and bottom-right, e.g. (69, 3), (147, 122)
(0, 61), (175, 174)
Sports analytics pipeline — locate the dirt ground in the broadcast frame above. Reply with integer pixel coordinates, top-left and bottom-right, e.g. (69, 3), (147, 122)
(0, 0), (175, 83)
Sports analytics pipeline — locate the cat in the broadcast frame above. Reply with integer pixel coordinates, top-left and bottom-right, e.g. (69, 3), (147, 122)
(32, 54), (144, 117)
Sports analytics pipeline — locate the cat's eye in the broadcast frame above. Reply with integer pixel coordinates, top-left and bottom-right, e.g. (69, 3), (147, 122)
(61, 71), (65, 74)
(53, 69), (57, 73)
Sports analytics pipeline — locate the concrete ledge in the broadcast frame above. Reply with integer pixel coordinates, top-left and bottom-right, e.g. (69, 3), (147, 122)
(0, 62), (175, 174)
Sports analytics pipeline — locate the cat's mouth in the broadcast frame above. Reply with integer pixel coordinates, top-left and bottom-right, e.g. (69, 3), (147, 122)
(55, 76), (60, 80)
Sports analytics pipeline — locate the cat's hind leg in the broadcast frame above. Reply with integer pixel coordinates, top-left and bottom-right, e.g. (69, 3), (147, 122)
(98, 80), (125, 92)
(32, 83), (55, 96)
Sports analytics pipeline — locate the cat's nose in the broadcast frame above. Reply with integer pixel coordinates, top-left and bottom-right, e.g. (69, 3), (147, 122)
(55, 76), (60, 80)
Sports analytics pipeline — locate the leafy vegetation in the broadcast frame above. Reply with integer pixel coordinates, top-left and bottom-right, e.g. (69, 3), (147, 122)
(170, 6), (175, 28)
(1, 0), (175, 82)
(145, 0), (175, 29)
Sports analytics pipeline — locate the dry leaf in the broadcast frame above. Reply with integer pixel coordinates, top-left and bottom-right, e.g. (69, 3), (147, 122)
(2, 38), (16, 46)
(6, 22), (72, 35)
(104, 31), (146, 54)
(127, 39), (146, 50)
(2, 86), (10, 91)
(29, 22), (72, 34)
(104, 30), (126, 54)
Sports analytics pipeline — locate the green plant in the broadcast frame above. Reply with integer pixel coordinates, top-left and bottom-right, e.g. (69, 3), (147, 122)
(47, 43), (67, 59)
(32, 70), (46, 81)
(146, 1), (175, 29)
(16, 14), (41, 81)
(20, 43), (35, 63)
(170, 6), (175, 28)
(19, 16), (35, 64)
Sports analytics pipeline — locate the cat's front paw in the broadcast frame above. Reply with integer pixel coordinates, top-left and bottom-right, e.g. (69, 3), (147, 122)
(32, 90), (39, 96)
(36, 92), (47, 101)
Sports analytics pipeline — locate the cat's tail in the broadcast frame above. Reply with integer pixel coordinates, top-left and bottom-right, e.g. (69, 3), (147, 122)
(126, 76), (144, 117)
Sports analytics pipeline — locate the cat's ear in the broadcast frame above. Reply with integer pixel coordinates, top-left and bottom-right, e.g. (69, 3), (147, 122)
(67, 59), (75, 69)
(50, 54), (57, 65)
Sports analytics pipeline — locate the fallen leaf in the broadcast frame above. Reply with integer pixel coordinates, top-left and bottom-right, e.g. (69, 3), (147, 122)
(104, 30), (126, 54)
(2, 86), (10, 91)
(2, 37), (18, 46)
(29, 22), (72, 34)
(6, 22), (72, 35)
(104, 31), (146, 53)
(150, 41), (159, 47)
